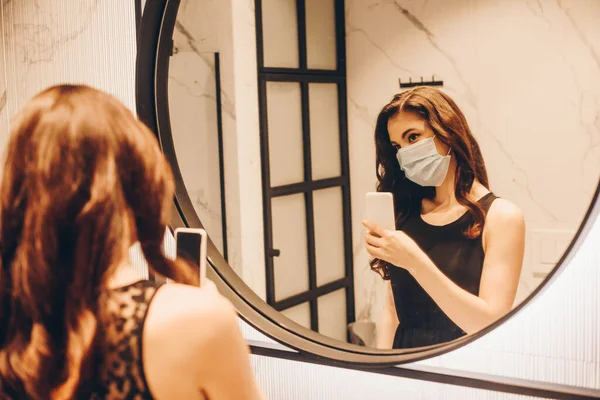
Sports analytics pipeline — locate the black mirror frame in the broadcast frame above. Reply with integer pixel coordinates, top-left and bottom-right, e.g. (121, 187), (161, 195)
(135, 0), (600, 369)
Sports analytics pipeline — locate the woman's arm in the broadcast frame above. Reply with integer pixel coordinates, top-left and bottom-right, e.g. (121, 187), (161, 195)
(365, 198), (525, 334)
(193, 287), (265, 400)
(408, 199), (525, 333)
(376, 281), (400, 349)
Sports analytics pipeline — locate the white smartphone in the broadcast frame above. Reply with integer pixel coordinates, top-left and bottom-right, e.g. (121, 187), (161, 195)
(174, 227), (208, 287)
(364, 192), (396, 232)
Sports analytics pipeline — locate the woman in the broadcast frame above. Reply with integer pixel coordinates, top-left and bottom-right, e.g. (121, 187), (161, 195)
(0, 85), (264, 399)
(364, 86), (525, 349)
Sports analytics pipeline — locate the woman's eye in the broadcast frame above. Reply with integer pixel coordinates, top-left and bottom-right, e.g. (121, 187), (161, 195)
(408, 133), (420, 143)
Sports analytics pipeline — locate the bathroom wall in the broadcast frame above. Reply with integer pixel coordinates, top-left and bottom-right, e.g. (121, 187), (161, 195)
(0, 0), (137, 139)
(168, 0), (230, 258)
(167, 0), (267, 298)
(346, 0), (600, 327)
(1, 0), (598, 399)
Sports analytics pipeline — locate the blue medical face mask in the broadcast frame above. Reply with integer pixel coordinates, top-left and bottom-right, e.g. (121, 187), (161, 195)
(396, 137), (451, 187)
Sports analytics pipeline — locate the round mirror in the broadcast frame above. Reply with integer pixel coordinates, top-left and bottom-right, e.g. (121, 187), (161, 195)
(138, 0), (600, 363)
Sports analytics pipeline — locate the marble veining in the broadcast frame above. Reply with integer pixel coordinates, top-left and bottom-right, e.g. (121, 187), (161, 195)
(558, 0), (600, 72)
(346, 0), (600, 328)
(173, 21), (236, 120)
(344, 22), (414, 75)
(175, 21), (208, 54)
(392, 0), (479, 110)
(2, 0), (137, 116)
(12, 1), (99, 65)
(168, 0), (258, 275)
(168, 50), (226, 253)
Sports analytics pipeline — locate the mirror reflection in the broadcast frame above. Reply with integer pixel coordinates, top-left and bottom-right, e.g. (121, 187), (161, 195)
(365, 87), (525, 349)
(167, 0), (600, 349)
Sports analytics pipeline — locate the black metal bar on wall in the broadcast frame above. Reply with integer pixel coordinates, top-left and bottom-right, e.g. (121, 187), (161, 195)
(300, 81), (319, 331)
(296, 0), (308, 70)
(273, 277), (351, 311)
(214, 53), (229, 261)
(254, 0), (355, 335)
(257, 78), (276, 305)
(262, 68), (344, 77)
(270, 177), (345, 197)
(262, 73), (344, 83)
(334, 0), (355, 328)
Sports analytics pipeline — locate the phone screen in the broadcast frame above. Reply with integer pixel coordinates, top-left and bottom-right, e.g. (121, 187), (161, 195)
(176, 231), (203, 266)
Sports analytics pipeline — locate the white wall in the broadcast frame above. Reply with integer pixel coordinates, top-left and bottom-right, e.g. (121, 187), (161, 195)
(0, 0), (137, 144)
(158, 0), (267, 297)
(168, 0), (229, 256)
(2, 0), (598, 399)
(346, 0), (600, 328)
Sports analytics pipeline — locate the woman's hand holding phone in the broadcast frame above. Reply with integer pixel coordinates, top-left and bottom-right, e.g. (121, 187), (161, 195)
(362, 221), (428, 274)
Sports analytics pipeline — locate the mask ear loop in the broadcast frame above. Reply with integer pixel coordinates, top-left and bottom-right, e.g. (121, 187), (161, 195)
(433, 135), (452, 155)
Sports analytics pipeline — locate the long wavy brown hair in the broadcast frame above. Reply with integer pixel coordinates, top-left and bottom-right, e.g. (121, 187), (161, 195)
(0, 85), (196, 399)
(370, 86), (489, 279)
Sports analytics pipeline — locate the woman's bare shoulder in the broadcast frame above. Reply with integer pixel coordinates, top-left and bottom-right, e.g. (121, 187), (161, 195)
(484, 197), (525, 242)
(487, 197), (524, 223)
(144, 281), (239, 355)
(140, 281), (247, 398)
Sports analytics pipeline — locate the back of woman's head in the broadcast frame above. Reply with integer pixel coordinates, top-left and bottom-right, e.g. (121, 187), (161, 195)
(0, 85), (194, 399)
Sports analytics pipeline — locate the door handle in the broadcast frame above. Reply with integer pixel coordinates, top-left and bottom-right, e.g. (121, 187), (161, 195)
(268, 248), (281, 257)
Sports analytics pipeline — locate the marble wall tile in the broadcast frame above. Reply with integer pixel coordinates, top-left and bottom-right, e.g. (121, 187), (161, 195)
(2, 0), (136, 116)
(228, 0), (266, 298)
(346, 0), (600, 327)
(169, 50), (226, 252)
(169, 0), (228, 256)
(168, 0), (266, 297)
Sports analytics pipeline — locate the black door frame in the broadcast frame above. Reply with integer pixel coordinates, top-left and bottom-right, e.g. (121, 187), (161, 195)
(255, 0), (356, 336)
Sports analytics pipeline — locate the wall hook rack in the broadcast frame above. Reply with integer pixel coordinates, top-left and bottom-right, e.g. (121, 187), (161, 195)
(399, 75), (444, 89)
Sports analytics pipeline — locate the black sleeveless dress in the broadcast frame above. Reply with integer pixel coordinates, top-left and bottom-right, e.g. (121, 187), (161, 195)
(390, 192), (498, 348)
(90, 279), (164, 399)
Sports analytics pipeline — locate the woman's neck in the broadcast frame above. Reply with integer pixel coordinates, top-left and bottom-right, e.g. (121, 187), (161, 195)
(107, 261), (145, 289)
(428, 168), (489, 212)
(431, 163), (457, 208)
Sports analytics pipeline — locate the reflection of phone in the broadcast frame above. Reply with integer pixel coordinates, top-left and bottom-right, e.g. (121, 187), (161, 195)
(174, 228), (208, 287)
(364, 192), (396, 232)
